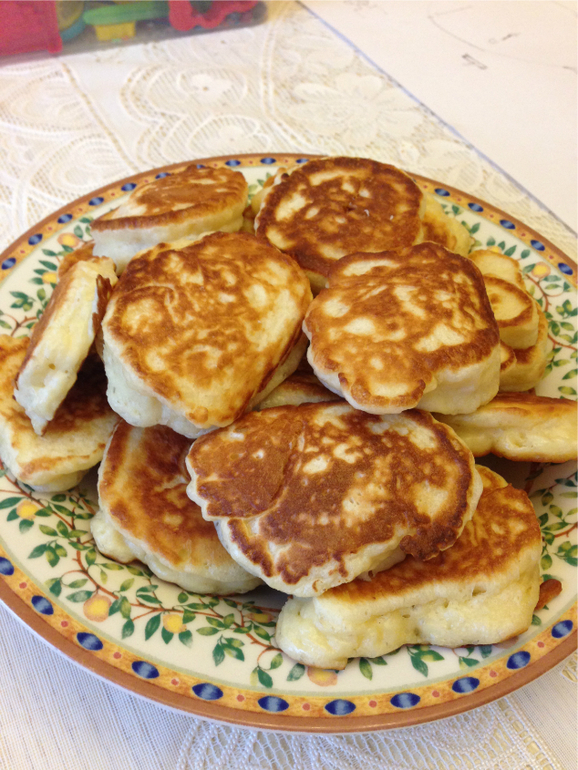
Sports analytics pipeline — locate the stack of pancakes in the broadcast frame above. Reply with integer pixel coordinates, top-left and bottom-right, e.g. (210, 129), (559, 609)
(0, 157), (574, 666)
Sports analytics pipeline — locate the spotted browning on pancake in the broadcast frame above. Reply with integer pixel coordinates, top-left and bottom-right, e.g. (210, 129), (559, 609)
(95, 421), (261, 594)
(275, 466), (543, 668)
(186, 402), (482, 597)
(92, 165), (248, 232)
(256, 156), (424, 287)
(304, 242), (501, 415)
(102, 232), (312, 436)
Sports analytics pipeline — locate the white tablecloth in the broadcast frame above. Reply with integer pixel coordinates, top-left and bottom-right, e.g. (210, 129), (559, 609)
(0, 3), (576, 768)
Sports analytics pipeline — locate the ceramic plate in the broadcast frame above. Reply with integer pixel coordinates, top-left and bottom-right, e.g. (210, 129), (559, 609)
(0, 154), (575, 733)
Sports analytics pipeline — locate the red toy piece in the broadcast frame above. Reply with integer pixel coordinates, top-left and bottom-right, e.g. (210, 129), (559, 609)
(168, 0), (258, 32)
(0, 1), (62, 56)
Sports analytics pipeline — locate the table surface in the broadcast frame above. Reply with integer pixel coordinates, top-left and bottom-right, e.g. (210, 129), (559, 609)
(0, 2), (576, 769)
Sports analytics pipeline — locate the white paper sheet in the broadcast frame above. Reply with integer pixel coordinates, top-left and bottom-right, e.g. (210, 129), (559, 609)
(301, 0), (577, 232)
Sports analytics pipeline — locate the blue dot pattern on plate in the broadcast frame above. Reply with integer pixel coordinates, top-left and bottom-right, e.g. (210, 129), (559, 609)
(31, 596), (53, 615)
(58, 213), (73, 223)
(530, 240), (545, 251)
(131, 660), (159, 679)
(0, 557), (14, 575)
(195, 164), (206, 169)
(28, 234), (43, 245)
(225, 159), (241, 167)
(558, 263), (573, 276)
(260, 157), (276, 165)
(507, 651), (531, 670)
(155, 172), (171, 179)
(390, 692), (420, 709)
(468, 202), (483, 212)
(552, 620), (574, 638)
(89, 197), (104, 206)
(2, 258), (16, 270)
(192, 683), (223, 701)
(296, 158), (309, 164)
(324, 699), (356, 716)
(121, 183), (137, 192)
(434, 188), (450, 197)
(76, 633), (103, 651)
(500, 219), (515, 229)
(452, 677), (480, 694)
(257, 696), (289, 713)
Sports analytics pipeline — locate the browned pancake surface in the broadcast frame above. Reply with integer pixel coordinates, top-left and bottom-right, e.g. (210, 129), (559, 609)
(256, 157), (423, 279)
(323, 465), (541, 603)
(304, 243), (499, 412)
(104, 231), (312, 428)
(99, 421), (232, 571)
(188, 403), (479, 592)
(92, 165), (247, 232)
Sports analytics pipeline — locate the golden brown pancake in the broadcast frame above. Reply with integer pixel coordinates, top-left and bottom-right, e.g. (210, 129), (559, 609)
(255, 156), (425, 292)
(186, 402), (483, 597)
(57, 241), (101, 279)
(102, 231), (312, 438)
(255, 372), (340, 410)
(13, 258), (117, 435)
(304, 242), (501, 415)
(421, 194), (473, 257)
(469, 249), (528, 290)
(0, 335), (118, 492)
(93, 421), (261, 594)
(92, 165), (248, 272)
(500, 309), (551, 391)
(275, 466), (542, 669)
(435, 392), (577, 463)
(483, 275), (540, 349)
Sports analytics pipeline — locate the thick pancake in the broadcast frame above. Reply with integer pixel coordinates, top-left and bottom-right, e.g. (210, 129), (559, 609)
(93, 421), (261, 594)
(469, 249), (528, 290)
(483, 275), (539, 349)
(255, 372), (340, 410)
(13, 258), (117, 435)
(102, 231), (312, 438)
(255, 156), (425, 293)
(499, 309), (550, 391)
(186, 402), (483, 597)
(421, 194), (473, 257)
(92, 165), (248, 272)
(469, 248), (541, 349)
(57, 240), (102, 279)
(304, 243), (501, 415)
(275, 466), (542, 669)
(435, 392), (577, 463)
(0, 335), (118, 492)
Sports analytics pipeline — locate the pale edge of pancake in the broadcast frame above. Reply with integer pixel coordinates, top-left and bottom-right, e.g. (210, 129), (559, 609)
(92, 216), (244, 273)
(90, 508), (262, 596)
(275, 562), (540, 669)
(103, 329), (307, 439)
(435, 398), (578, 463)
(13, 259), (117, 434)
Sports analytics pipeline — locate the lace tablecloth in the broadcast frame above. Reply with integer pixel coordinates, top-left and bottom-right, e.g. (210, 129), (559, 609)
(0, 3), (576, 768)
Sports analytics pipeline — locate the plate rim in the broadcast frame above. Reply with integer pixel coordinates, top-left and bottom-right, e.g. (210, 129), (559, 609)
(0, 152), (576, 734)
